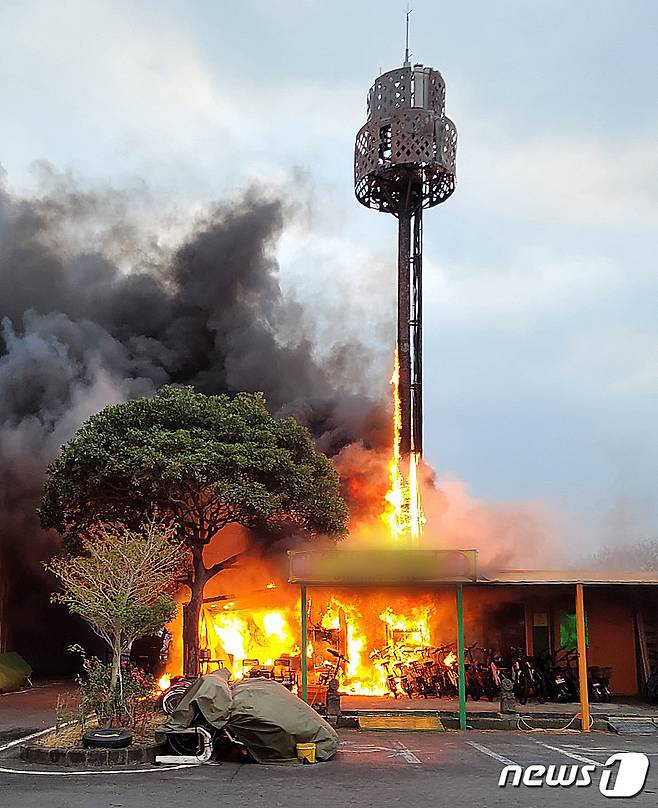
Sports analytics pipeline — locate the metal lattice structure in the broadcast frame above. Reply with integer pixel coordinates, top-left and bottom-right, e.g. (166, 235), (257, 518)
(354, 60), (457, 457)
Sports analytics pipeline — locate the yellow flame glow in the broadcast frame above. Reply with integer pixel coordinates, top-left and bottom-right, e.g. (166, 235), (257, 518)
(382, 347), (425, 544)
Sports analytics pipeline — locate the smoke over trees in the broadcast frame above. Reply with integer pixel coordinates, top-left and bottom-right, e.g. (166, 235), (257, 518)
(0, 168), (382, 670)
(590, 539), (658, 572)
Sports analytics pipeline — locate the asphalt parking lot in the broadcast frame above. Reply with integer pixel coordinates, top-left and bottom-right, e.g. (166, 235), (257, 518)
(1, 728), (657, 807)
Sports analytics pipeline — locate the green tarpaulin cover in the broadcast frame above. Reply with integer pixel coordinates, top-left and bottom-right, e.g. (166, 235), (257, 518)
(159, 670), (339, 764)
(0, 652), (32, 692)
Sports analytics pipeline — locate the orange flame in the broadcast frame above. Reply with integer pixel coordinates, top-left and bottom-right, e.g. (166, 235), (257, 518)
(164, 583), (452, 699)
(200, 606), (299, 680)
(382, 347), (425, 544)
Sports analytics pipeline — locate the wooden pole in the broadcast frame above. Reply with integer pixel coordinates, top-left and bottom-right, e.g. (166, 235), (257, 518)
(456, 584), (467, 730)
(575, 583), (590, 732)
(301, 585), (308, 702)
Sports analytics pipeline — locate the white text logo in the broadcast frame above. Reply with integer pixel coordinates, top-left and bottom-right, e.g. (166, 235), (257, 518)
(498, 752), (650, 797)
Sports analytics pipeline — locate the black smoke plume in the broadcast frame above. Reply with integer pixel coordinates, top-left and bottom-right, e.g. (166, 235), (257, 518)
(0, 167), (385, 673)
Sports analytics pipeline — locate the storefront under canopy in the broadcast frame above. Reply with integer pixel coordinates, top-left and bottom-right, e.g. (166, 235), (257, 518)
(289, 552), (658, 731)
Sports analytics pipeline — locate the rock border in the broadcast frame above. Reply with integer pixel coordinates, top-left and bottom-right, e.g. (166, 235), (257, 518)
(20, 742), (167, 767)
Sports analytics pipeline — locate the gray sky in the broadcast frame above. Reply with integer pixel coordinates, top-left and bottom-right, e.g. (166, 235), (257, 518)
(1, 0), (657, 548)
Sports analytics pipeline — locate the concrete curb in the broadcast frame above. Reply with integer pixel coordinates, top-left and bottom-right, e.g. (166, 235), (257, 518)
(339, 710), (611, 732)
(20, 742), (167, 767)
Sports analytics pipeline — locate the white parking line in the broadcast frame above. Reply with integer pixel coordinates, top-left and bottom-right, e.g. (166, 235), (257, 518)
(0, 764), (198, 776)
(393, 740), (421, 765)
(0, 683), (65, 698)
(340, 744), (400, 754)
(534, 741), (601, 767)
(465, 740), (516, 766)
(340, 741), (423, 763)
(563, 745), (658, 756)
(0, 725), (60, 753)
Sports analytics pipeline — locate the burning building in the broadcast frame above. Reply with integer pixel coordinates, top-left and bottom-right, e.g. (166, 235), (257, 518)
(153, 44), (658, 721)
(0, 21), (655, 727)
(156, 43), (467, 701)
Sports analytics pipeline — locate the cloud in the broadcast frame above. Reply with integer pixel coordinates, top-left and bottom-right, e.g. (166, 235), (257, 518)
(464, 126), (658, 228)
(0, 0), (656, 551)
(424, 252), (622, 327)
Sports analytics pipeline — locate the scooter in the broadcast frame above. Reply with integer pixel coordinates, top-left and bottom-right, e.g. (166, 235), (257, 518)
(588, 666), (612, 703)
(538, 649), (573, 703)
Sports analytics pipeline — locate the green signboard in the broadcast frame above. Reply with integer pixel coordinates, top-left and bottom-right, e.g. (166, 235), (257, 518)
(559, 609), (589, 648)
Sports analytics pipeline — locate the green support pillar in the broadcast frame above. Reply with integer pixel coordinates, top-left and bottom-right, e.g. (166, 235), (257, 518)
(301, 585), (308, 701)
(456, 584), (467, 730)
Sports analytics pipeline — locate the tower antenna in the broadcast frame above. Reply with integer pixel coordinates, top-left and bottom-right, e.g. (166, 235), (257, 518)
(404, 5), (412, 66)
(355, 20), (457, 462)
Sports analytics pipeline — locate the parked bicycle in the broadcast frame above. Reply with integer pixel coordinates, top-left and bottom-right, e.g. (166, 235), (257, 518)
(509, 646), (547, 704)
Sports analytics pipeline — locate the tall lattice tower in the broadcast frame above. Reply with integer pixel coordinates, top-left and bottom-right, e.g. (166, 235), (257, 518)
(354, 35), (457, 459)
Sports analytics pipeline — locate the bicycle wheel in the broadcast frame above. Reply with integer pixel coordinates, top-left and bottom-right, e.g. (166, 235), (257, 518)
(468, 673), (482, 701)
(162, 685), (189, 715)
(168, 731), (203, 756)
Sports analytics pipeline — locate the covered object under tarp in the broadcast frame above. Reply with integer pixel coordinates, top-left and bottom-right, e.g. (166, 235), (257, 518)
(0, 652), (32, 692)
(159, 671), (339, 764)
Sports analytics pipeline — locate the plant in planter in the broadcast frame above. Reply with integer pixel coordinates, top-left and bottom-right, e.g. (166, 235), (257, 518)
(46, 518), (184, 726)
(70, 647), (156, 729)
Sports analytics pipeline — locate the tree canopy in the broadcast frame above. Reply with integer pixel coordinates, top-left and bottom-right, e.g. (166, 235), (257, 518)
(40, 385), (348, 546)
(40, 385), (348, 675)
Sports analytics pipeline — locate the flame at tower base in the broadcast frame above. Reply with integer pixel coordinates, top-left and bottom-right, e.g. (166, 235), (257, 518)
(382, 348), (425, 545)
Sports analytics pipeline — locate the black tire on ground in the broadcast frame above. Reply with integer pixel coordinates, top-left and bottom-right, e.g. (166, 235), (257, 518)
(82, 728), (133, 749)
(168, 732), (201, 756)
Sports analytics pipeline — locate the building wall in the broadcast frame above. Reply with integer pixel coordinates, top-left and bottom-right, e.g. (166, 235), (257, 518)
(465, 584), (643, 696)
(586, 589), (637, 696)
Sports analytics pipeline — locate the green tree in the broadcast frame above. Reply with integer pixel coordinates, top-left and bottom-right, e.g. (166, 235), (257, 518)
(40, 386), (348, 676)
(45, 519), (182, 718)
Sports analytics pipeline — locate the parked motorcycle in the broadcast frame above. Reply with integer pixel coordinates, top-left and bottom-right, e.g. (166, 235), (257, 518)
(588, 665), (612, 703)
(537, 648), (576, 702)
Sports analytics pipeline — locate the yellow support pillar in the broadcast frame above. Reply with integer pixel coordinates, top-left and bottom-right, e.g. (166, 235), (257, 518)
(575, 583), (590, 732)
(301, 585), (308, 702)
